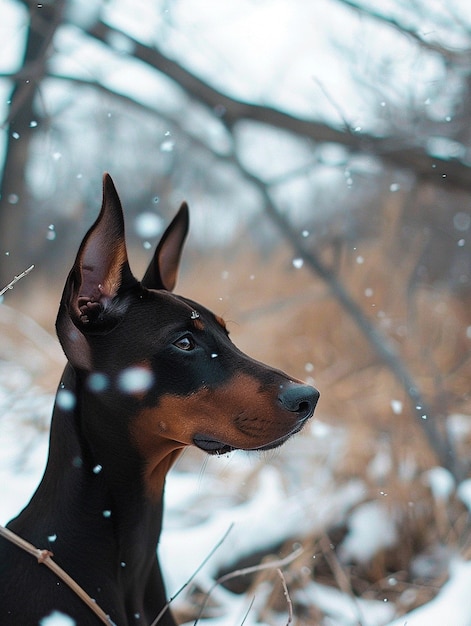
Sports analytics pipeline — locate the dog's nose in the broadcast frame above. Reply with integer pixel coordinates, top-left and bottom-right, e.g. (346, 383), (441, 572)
(279, 384), (319, 421)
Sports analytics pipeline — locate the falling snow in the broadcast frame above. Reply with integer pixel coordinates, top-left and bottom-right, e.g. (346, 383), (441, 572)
(134, 212), (164, 239)
(117, 366), (154, 394)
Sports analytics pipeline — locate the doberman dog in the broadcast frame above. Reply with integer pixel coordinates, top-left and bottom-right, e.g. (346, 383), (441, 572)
(0, 174), (319, 625)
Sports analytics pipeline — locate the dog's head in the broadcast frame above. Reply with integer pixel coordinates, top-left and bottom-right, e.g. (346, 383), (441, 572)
(56, 174), (319, 496)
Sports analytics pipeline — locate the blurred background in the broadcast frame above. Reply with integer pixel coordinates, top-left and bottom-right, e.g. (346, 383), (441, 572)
(1, 1), (471, 624)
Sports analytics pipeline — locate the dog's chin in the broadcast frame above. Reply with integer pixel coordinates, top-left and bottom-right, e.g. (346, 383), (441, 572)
(192, 436), (235, 455)
(193, 425), (304, 456)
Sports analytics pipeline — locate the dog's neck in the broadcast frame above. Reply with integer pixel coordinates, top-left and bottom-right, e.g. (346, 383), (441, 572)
(18, 363), (177, 622)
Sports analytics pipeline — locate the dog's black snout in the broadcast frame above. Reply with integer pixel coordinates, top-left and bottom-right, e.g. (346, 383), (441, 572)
(279, 384), (319, 421)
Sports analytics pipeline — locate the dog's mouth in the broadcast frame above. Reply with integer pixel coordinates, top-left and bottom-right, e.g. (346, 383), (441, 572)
(192, 435), (235, 455)
(193, 422), (307, 456)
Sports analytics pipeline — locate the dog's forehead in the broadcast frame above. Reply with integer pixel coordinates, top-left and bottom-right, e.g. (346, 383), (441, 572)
(143, 290), (196, 321)
(145, 290), (224, 329)
(179, 296), (228, 330)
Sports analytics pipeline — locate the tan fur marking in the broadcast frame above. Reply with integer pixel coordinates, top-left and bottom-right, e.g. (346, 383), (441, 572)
(191, 317), (205, 331)
(215, 315), (227, 330)
(131, 373), (302, 499)
(103, 240), (128, 297)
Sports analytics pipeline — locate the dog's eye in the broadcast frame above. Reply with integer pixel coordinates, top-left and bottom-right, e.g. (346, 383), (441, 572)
(173, 335), (195, 351)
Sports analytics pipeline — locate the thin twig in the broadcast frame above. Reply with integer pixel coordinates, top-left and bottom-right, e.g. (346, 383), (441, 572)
(337, 0), (464, 62)
(149, 524), (234, 626)
(312, 77), (355, 136)
(194, 546), (304, 625)
(0, 524), (114, 625)
(277, 568), (293, 626)
(239, 596), (256, 626)
(319, 534), (363, 626)
(0, 265), (34, 297)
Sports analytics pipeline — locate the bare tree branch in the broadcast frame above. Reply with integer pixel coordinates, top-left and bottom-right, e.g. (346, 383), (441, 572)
(335, 0), (471, 64)
(0, 265), (34, 297)
(0, 524), (113, 625)
(194, 546), (304, 625)
(83, 19), (471, 193)
(226, 148), (464, 481)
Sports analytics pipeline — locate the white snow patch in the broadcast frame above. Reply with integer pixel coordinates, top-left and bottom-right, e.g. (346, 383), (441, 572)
(425, 467), (455, 502)
(457, 478), (471, 512)
(390, 400), (403, 415)
(339, 500), (397, 563)
(385, 560), (471, 626)
(160, 466), (365, 600)
(298, 581), (395, 626)
(39, 611), (76, 625)
(447, 413), (471, 443)
(367, 441), (393, 482)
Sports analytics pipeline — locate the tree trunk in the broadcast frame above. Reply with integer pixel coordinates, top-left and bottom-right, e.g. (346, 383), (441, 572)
(0, 1), (64, 288)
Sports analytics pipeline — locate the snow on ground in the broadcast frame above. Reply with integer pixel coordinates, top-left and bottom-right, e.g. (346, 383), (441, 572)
(160, 449), (365, 593)
(338, 500), (397, 564)
(1, 305), (471, 625)
(295, 581), (395, 626)
(0, 362), (53, 522)
(385, 560), (471, 626)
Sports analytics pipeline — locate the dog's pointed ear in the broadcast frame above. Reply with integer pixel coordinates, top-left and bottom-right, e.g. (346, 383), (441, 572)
(142, 202), (189, 292)
(56, 173), (138, 370)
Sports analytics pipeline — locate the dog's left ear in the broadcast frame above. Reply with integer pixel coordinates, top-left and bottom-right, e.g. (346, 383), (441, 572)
(142, 202), (189, 292)
(56, 173), (138, 370)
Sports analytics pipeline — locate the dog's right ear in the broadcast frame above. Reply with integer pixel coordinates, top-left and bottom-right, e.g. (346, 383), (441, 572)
(142, 202), (189, 292)
(56, 173), (138, 370)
